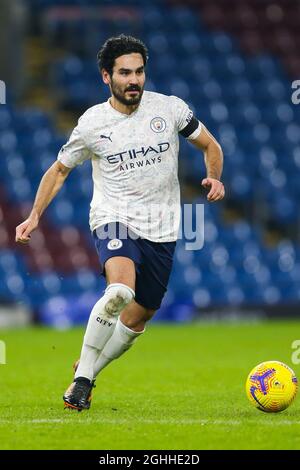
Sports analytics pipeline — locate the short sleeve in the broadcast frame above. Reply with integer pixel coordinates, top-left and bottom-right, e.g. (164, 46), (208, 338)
(57, 123), (91, 168)
(170, 95), (202, 140)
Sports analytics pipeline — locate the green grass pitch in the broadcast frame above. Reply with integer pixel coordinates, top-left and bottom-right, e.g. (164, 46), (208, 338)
(1, 320), (300, 450)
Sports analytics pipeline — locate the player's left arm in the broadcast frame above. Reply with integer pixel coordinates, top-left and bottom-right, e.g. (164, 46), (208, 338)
(189, 125), (225, 202)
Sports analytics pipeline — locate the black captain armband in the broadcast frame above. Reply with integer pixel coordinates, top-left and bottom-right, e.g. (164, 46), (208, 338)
(179, 116), (199, 138)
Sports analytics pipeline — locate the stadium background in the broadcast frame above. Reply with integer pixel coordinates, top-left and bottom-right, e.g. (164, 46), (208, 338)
(0, 0), (299, 327)
(1, 0), (300, 453)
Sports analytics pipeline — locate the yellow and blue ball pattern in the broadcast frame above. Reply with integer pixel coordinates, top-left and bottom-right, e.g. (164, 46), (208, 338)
(246, 361), (298, 412)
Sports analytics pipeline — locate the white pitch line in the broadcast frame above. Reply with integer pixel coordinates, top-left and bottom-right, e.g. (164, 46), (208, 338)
(0, 418), (300, 426)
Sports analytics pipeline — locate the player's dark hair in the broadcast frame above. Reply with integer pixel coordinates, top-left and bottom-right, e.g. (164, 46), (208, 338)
(97, 34), (148, 76)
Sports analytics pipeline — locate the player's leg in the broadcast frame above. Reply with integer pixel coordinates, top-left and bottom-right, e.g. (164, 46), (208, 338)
(63, 256), (136, 410)
(64, 231), (175, 410)
(120, 298), (155, 330)
(92, 238), (176, 379)
(93, 300), (155, 377)
(74, 256), (135, 380)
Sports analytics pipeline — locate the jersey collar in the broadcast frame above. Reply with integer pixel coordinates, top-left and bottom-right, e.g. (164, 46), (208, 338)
(106, 94), (144, 118)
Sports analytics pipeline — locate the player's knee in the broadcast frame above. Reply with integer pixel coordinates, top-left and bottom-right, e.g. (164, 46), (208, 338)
(103, 283), (135, 317)
(90, 283), (134, 323)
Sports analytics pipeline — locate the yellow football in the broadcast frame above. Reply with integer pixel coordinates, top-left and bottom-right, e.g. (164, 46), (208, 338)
(245, 360), (298, 412)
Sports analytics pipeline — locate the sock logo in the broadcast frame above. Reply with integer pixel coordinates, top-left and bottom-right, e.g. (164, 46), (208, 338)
(96, 317), (113, 327)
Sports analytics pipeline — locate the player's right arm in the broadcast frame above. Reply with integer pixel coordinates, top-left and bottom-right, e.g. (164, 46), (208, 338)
(15, 161), (72, 244)
(16, 116), (91, 244)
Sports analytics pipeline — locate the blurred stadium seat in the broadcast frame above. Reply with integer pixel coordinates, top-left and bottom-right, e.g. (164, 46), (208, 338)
(1, 0), (300, 325)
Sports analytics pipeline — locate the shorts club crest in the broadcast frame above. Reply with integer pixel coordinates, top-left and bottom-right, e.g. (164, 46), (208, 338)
(107, 239), (123, 250)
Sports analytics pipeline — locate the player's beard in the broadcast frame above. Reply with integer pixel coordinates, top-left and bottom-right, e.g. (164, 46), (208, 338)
(110, 79), (144, 106)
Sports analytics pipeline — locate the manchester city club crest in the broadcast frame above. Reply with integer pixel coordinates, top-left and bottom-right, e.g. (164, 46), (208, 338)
(150, 117), (166, 133)
(107, 239), (123, 250)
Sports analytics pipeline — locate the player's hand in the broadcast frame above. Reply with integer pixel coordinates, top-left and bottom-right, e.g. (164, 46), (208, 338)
(15, 215), (39, 244)
(201, 178), (225, 202)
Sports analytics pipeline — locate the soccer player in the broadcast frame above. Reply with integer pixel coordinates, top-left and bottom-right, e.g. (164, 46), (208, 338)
(15, 35), (225, 411)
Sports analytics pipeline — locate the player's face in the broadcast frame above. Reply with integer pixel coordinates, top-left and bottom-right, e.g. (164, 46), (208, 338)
(109, 53), (145, 106)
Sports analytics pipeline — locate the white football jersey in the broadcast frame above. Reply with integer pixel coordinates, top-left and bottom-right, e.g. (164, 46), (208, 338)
(57, 90), (201, 242)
